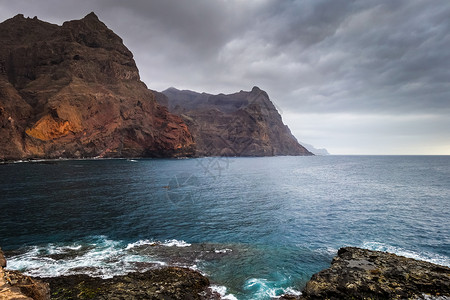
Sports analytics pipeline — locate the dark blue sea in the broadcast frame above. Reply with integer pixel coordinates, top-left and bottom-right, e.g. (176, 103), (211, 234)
(1, 156), (449, 299)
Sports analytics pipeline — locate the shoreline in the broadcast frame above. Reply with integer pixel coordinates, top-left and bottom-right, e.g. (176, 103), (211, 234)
(2, 246), (450, 299)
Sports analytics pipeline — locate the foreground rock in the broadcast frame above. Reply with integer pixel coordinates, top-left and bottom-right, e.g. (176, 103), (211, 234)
(161, 87), (312, 156)
(299, 247), (450, 299)
(0, 247), (50, 300)
(1, 249), (217, 299)
(0, 13), (194, 161)
(40, 267), (217, 300)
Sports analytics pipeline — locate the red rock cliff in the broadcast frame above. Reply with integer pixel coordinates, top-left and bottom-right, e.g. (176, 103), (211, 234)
(0, 13), (195, 161)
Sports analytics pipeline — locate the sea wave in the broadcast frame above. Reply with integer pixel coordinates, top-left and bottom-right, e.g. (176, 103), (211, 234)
(362, 241), (450, 267)
(6, 236), (188, 278)
(209, 285), (238, 300)
(243, 277), (302, 299)
(126, 239), (191, 250)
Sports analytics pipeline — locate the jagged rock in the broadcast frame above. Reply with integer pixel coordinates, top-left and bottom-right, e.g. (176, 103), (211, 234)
(1, 245), (216, 299)
(161, 86), (312, 156)
(0, 247), (6, 268)
(0, 249), (50, 300)
(300, 247), (450, 300)
(41, 267), (219, 299)
(0, 13), (195, 161)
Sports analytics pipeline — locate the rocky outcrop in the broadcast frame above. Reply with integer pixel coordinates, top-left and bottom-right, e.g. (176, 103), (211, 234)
(161, 86), (312, 156)
(41, 267), (217, 299)
(0, 247), (6, 268)
(298, 247), (450, 299)
(0, 13), (195, 161)
(1, 248), (217, 299)
(0, 247), (50, 300)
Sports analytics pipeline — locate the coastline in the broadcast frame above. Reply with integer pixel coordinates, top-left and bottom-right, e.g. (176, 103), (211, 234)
(2, 246), (450, 299)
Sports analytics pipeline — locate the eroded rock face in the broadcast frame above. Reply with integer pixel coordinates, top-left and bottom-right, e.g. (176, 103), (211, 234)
(300, 247), (450, 300)
(161, 86), (312, 156)
(0, 13), (194, 161)
(0, 248), (50, 300)
(0, 247), (6, 268)
(41, 267), (218, 300)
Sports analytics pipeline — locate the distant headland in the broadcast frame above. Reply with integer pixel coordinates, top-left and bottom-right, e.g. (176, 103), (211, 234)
(0, 13), (312, 162)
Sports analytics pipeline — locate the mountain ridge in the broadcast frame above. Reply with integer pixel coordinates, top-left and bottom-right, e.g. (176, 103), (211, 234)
(0, 13), (195, 161)
(161, 86), (312, 156)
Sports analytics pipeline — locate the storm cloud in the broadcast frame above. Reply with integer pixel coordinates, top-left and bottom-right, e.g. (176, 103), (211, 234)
(1, 0), (449, 154)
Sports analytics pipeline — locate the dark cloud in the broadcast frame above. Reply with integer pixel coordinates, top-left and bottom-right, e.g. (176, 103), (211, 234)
(1, 0), (449, 153)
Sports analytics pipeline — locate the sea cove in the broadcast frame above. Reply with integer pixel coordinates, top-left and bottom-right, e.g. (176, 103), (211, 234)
(1, 155), (449, 299)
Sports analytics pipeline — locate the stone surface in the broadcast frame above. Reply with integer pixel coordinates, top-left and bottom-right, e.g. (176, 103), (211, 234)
(0, 247), (6, 268)
(41, 267), (218, 300)
(1, 249), (50, 300)
(161, 86), (313, 156)
(0, 13), (194, 161)
(300, 247), (450, 300)
(1, 247), (216, 300)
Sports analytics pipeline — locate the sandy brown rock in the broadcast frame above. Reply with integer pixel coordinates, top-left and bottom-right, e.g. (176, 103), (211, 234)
(1, 248), (50, 300)
(300, 247), (450, 300)
(161, 86), (312, 156)
(0, 13), (194, 161)
(0, 247), (6, 268)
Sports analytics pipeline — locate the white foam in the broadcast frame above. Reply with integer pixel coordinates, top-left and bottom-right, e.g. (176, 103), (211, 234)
(422, 294), (450, 300)
(214, 248), (232, 254)
(243, 278), (283, 299)
(209, 285), (238, 300)
(6, 236), (165, 278)
(362, 241), (450, 267)
(161, 239), (191, 247)
(243, 277), (302, 299)
(282, 287), (302, 297)
(125, 239), (157, 249)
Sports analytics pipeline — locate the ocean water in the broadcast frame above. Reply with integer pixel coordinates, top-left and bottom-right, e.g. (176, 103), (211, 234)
(0, 156), (449, 299)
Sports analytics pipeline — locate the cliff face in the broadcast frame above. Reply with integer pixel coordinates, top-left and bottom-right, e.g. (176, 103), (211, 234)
(161, 86), (312, 156)
(0, 13), (195, 161)
(1, 247), (50, 300)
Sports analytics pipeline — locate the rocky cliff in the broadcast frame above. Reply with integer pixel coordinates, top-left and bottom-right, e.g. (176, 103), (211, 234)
(0, 13), (195, 161)
(1, 247), (50, 300)
(161, 86), (312, 156)
(296, 247), (450, 300)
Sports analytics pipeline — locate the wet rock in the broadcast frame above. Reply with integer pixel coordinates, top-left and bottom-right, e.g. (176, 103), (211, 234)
(300, 247), (450, 299)
(280, 294), (301, 299)
(41, 267), (217, 299)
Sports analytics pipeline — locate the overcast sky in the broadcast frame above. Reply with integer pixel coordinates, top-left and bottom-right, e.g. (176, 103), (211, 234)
(1, 0), (449, 154)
